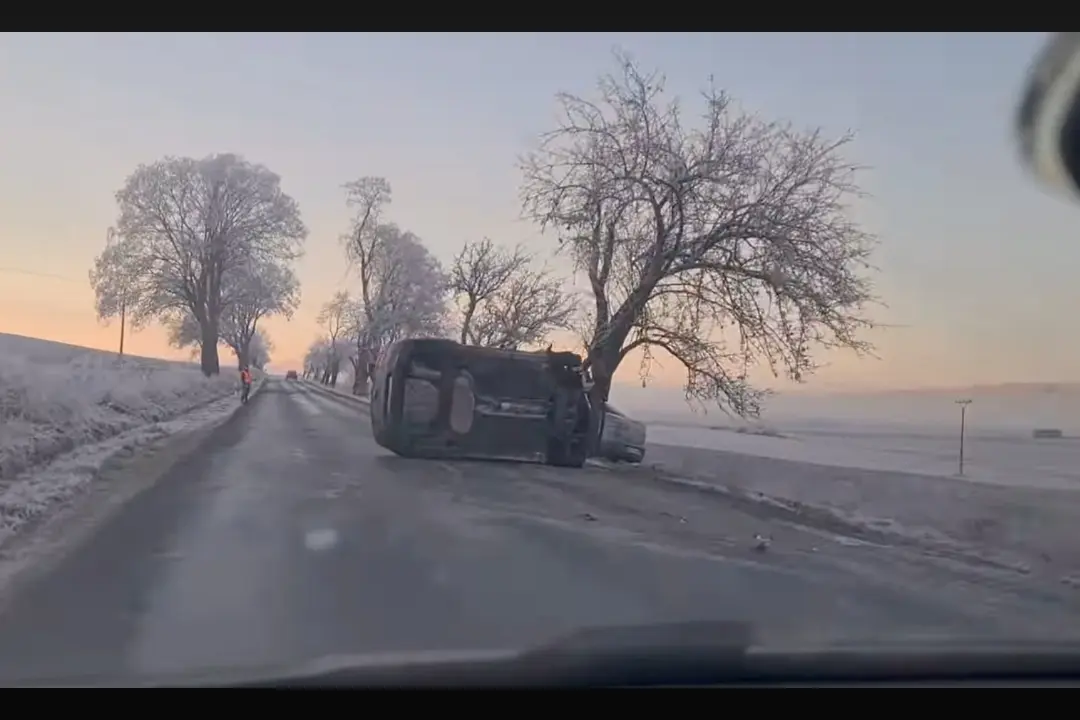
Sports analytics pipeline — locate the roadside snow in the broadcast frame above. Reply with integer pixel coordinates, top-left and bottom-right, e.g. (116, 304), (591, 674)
(644, 438), (1080, 581)
(0, 333), (245, 542)
(302, 379), (369, 404)
(0, 396), (242, 545)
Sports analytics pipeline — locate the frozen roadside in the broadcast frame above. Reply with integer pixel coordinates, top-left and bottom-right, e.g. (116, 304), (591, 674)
(0, 381), (263, 548)
(635, 442), (1080, 586)
(0, 395), (233, 538)
(0, 377), (265, 608)
(301, 379), (369, 406)
(0, 333), (267, 548)
(1, 333), (245, 482)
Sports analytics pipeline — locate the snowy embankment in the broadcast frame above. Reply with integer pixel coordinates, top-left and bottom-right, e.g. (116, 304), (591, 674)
(302, 378), (369, 404)
(0, 333), (243, 542)
(645, 416), (1080, 582)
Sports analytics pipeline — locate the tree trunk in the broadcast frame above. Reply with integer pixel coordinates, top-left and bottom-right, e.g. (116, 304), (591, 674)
(352, 348), (374, 396)
(329, 357), (340, 387)
(584, 342), (618, 457)
(586, 371), (612, 457)
(459, 302), (475, 345)
(199, 321), (220, 376)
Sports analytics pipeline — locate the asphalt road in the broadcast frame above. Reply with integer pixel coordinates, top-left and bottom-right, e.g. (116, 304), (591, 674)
(0, 379), (1074, 684)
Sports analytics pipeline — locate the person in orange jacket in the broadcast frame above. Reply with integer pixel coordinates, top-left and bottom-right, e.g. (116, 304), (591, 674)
(240, 366), (253, 403)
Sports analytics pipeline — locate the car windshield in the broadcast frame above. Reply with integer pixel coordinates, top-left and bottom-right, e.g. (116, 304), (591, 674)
(0, 31), (1075, 685)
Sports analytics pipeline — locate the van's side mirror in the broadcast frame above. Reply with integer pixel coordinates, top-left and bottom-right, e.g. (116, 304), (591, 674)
(1017, 33), (1080, 201)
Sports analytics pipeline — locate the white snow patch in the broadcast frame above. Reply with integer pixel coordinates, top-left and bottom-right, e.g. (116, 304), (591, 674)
(0, 396), (242, 545)
(644, 421), (1080, 580)
(0, 333), (249, 543)
(303, 529), (339, 552)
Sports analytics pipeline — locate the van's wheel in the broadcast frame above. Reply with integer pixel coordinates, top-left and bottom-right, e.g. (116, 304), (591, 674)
(548, 441), (587, 468)
(548, 395), (589, 468)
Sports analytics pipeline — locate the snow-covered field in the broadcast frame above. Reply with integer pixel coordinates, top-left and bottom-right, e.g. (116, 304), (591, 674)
(641, 390), (1080, 581)
(647, 421), (1080, 491)
(0, 333), (244, 542)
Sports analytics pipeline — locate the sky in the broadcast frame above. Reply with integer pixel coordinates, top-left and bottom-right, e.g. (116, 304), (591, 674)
(1, 31), (1076, 394)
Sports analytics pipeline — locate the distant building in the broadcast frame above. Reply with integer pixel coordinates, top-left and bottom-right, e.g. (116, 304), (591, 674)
(1033, 428), (1064, 439)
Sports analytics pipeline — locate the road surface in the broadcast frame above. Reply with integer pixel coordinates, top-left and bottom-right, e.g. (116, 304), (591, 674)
(0, 379), (1073, 684)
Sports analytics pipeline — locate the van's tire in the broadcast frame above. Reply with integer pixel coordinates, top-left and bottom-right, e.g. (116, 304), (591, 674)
(547, 394), (590, 468)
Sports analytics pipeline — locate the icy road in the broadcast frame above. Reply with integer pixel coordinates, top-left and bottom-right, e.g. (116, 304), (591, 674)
(0, 379), (1073, 684)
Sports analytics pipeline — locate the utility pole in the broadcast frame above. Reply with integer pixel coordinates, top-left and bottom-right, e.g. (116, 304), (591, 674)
(105, 227), (127, 358)
(955, 399), (972, 476)
(118, 295), (126, 357)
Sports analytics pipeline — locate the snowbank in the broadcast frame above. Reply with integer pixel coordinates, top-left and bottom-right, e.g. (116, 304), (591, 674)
(302, 378), (369, 404)
(611, 385), (1080, 579)
(0, 395), (241, 546)
(0, 333), (239, 481)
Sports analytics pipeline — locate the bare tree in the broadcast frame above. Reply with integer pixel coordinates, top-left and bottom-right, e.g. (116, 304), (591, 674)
(339, 177), (392, 394)
(91, 153), (307, 376)
(470, 267), (576, 350)
(450, 238), (528, 343)
(520, 53), (878, 434)
(341, 177), (392, 323)
(317, 291), (350, 386)
(451, 237), (576, 349)
(219, 259), (299, 369)
(338, 177), (448, 395)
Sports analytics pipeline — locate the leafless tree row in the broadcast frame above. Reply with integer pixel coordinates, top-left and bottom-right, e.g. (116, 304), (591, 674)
(308, 52), (877, 418)
(93, 51), (877, 419)
(304, 180), (581, 394)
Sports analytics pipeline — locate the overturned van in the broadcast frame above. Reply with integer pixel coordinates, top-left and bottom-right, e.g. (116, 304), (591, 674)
(369, 338), (592, 467)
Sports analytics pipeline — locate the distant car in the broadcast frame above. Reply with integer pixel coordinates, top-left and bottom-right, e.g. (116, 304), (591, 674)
(598, 403), (647, 463)
(285, 370), (298, 380)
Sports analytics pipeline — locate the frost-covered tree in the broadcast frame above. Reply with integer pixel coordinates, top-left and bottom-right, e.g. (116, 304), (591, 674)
(338, 177), (448, 395)
(355, 224), (448, 348)
(317, 291), (350, 387)
(163, 257), (298, 370)
(248, 328), (273, 371)
(344, 224), (449, 393)
(90, 153), (307, 376)
(88, 227), (145, 356)
(520, 53), (878, 443)
(303, 336), (333, 382)
(451, 237), (576, 350)
(164, 313), (202, 360)
(219, 258), (299, 370)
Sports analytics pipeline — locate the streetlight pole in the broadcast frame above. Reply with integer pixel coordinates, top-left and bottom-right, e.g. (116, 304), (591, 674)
(955, 399), (972, 476)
